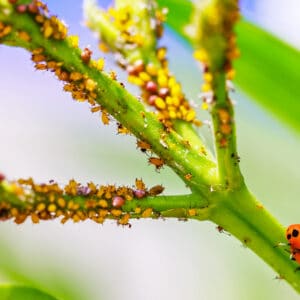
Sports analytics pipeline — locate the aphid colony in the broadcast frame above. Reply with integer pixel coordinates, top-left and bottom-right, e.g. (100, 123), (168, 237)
(6, 0), (111, 127)
(97, 5), (200, 128)
(0, 178), (164, 226)
(286, 224), (300, 265)
(192, 1), (239, 148)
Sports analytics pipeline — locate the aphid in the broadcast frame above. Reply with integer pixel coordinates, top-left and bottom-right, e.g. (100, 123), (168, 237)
(101, 110), (110, 125)
(117, 123), (131, 135)
(216, 225), (231, 235)
(112, 196), (125, 208)
(185, 173), (192, 181)
(81, 47), (92, 63)
(133, 189), (146, 199)
(148, 185), (164, 196)
(136, 140), (151, 152)
(148, 157), (164, 170)
(135, 178), (145, 191)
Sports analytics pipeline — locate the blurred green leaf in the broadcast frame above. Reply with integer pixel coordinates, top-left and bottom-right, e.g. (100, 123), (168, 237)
(157, 0), (300, 133)
(0, 285), (58, 300)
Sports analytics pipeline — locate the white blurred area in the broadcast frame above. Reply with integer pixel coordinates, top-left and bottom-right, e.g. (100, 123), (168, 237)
(242, 0), (300, 49)
(0, 1), (300, 300)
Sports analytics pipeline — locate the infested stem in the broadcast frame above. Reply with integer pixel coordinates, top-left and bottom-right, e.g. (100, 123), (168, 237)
(0, 1), (217, 190)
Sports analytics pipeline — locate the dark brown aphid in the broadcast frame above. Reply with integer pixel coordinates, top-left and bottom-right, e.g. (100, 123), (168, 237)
(148, 185), (164, 196)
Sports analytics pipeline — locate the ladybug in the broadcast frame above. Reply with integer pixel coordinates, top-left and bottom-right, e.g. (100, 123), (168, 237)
(286, 224), (300, 264)
(286, 224), (300, 249)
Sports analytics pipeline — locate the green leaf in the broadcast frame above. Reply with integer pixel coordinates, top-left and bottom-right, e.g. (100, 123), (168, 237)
(157, 0), (300, 133)
(0, 285), (58, 300)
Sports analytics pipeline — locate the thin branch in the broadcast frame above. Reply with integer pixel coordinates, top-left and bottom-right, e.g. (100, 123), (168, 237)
(189, 0), (243, 189)
(0, 177), (209, 225)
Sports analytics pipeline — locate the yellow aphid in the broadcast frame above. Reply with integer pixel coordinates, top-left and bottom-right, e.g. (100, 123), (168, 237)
(185, 110), (196, 122)
(226, 69), (235, 80)
(170, 84), (181, 98)
(44, 25), (53, 38)
(32, 48), (44, 55)
(157, 47), (166, 61)
(101, 110), (110, 125)
(118, 213), (130, 225)
(146, 63), (158, 76)
(36, 203), (46, 212)
(117, 123), (131, 135)
(111, 209), (122, 217)
(154, 97), (166, 110)
(35, 15), (45, 23)
(57, 197), (66, 208)
(169, 110), (177, 119)
(142, 208), (153, 218)
(157, 74), (168, 87)
(70, 72), (83, 81)
(202, 102), (209, 110)
(135, 178), (145, 191)
(95, 58), (105, 71)
(10, 208), (19, 217)
(201, 83), (211, 92)
(48, 204), (57, 213)
(194, 48), (208, 62)
(135, 207), (142, 214)
(2, 25), (12, 36)
(91, 106), (101, 113)
(72, 214), (81, 223)
(188, 209), (196, 216)
(99, 209), (108, 218)
(203, 72), (213, 83)
(18, 31), (31, 42)
(68, 35), (79, 48)
(85, 78), (97, 92)
(139, 72), (151, 82)
(99, 199), (108, 208)
(31, 213), (40, 224)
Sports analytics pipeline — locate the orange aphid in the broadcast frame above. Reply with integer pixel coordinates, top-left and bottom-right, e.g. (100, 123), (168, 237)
(136, 140), (151, 152)
(148, 157), (164, 170)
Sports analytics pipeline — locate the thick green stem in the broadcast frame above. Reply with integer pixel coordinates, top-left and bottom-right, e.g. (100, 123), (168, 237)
(206, 186), (300, 293)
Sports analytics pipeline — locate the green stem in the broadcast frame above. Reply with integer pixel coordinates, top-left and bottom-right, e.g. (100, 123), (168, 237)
(211, 73), (243, 188)
(0, 5), (217, 190)
(206, 185), (300, 293)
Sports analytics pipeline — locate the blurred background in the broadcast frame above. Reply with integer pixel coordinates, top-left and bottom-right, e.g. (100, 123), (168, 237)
(0, 0), (300, 299)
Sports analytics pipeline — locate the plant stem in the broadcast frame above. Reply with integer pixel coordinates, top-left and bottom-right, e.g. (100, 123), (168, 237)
(205, 185), (300, 293)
